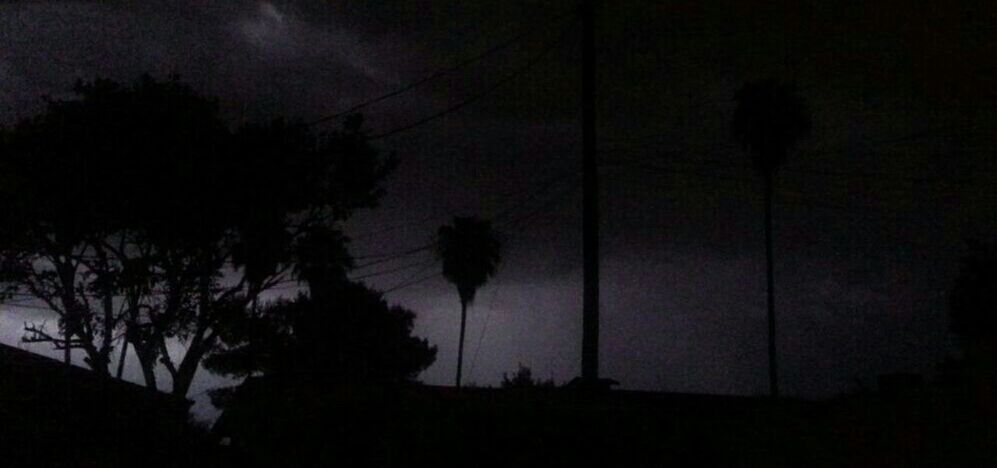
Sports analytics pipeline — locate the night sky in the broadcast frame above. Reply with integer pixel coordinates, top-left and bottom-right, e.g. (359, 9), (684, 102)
(2, 0), (996, 416)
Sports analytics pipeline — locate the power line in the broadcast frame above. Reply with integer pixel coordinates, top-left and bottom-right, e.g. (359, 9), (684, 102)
(346, 214), (440, 240)
(494, 168), (581, 225)
(309, 10), (575, 126)
(782, 166), (979, 185)
(346, 21), (578, 277)
(462, 177), (582, 380)
(601, 157), (753, 184)
(368, 156), (577, 297)
(350, 171), (578, 274)
(602, 119), (995, 174)
(603, 145), (992, 212)
(352, 242), (436, 269)
(365, 18), (577, 141)
(503, 176), (582, 231)
(349, 258), (436, 281)
(351, 157), (577, 278)
(1, 302), (55, 311)
(381, 262), (442, 295)
(599, 156), (953, 231)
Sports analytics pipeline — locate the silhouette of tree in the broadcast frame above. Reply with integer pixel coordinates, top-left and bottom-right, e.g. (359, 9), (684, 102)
(0, 76), (394, 396)
(437, 216), (501, 388)
(501, 363), (555, 389)
(291, 224), (355, 301)
(204, 279), (437, 401)
(732, 79), (810, 397)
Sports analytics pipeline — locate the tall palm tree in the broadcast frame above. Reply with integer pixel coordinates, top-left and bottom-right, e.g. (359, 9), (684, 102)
(732, 79), (810, 397)
(437, 216), (501, 388)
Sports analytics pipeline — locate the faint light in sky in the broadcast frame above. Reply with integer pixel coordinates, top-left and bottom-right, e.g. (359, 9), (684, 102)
(240, 2), (291, 51)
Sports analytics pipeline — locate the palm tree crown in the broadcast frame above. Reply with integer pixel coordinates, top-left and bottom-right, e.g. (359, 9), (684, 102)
(437, 216), (501, 307)
(732, 79), (811, 174)
(437, 215), (500, 388)
(731, 78), (811, 398)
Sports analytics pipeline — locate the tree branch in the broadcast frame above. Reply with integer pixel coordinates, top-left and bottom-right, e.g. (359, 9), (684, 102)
(23, 322), (86, 349)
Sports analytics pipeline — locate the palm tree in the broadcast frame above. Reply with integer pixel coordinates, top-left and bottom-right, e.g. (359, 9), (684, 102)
(732, 79), (810, 397)
(437, 216), (501, 388)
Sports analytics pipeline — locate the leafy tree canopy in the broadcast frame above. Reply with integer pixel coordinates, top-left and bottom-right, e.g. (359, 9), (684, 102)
(501, 363), (555, 389)
(732, 79), (811, 173)
(204, 280), (437, 406)
(437, 216), (501, 306)
(0, 75), (395, 395)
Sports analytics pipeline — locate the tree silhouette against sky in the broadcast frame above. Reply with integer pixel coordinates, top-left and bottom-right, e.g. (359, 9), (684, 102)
(437, 216), (501, 388)
(0, 76), (394, 396)
(204, 280), (437, 401)
(732, 79), (811, 397)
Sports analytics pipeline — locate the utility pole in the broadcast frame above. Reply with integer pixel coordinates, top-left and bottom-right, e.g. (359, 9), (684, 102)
(764, 172), (779, 397)
(580, 0), (599, 383)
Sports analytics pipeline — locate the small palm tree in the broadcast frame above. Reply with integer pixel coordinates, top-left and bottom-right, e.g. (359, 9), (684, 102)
(437, 216), (501, 388)
(732, 79), (810, 397)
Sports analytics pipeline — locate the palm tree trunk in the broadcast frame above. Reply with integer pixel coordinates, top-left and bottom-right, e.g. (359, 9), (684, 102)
(456, 300), (467, 388)
(764, 171), (779, 397)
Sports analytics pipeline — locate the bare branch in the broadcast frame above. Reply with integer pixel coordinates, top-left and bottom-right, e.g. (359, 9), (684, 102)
(22, 321), (85, 349)
(157, 337), (179, 378)
(23, 279), (65, 316)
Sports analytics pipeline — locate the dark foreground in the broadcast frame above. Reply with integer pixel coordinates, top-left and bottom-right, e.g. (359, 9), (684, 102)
(207, 379), (996, 468)
(2, 346), (995, 467)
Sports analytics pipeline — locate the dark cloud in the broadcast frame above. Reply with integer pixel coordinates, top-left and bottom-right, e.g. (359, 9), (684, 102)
(2, 0), (996, 405)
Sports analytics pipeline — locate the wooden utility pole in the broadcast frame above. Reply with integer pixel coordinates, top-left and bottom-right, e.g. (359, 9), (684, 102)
(580, 0), (599, 383)
(764, 172), (779, 397)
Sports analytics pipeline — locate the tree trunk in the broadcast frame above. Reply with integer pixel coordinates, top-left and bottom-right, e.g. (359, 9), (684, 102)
(764, 171), (779, 397)
(172, 359), (199, 398)
(172, 334), (215, 397)
(102, 283), (115, 373)
(125, 297), (158, 389)
(133, 343), (158, 390)
(55, 261), (78, 366)
(140, 360), (158, 390)
(116, 337), (129, 379)
(455, 300), (467, 388)
(83, 346), (110, 377)
(167, 265), (214, 397)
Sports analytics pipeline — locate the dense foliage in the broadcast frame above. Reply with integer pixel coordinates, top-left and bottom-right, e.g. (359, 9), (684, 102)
(0, 75), (395, 395)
